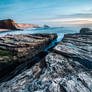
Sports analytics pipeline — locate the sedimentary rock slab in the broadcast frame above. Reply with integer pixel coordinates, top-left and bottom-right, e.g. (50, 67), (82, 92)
(0, 28), (92, 92)
(0, 33), (57, 75)
(54, 32), (92, 62)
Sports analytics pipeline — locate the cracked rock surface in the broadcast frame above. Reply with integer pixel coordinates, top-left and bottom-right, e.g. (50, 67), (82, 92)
(0, 28), (92, 92)
(0, 33), (57, 79)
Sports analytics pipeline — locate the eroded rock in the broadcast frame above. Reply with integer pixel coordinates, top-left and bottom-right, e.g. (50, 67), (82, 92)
(0, 19), (39, 31)
(54, 30), (92, 62)
(0, 28), (92, 92)
(0, 33), (57, 77)
(0, 53), (92, 92)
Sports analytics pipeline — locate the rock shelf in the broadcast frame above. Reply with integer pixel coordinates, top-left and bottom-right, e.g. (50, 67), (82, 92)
(0, 33), (57, 77)
(0, 28), (92, 92)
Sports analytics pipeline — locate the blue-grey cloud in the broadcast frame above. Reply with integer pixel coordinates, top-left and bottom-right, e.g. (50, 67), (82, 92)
(56, 12), (92, 19)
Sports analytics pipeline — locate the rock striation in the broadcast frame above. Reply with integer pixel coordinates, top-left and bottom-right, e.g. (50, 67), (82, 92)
(0, 54), (92, 92)
(54, 28), (92, 63)
(0, 33), (57, 77)
(0, 28), (92, 92)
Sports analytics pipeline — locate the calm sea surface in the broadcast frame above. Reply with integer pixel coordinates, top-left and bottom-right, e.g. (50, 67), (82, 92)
(0, 27), (81, 42)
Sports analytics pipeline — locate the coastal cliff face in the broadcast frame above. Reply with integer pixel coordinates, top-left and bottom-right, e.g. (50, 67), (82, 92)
(0, 19), (39, 31)
(54, 31), (92, 62)
(0, 19), (17, 30)
(0, 28), (92, 92)
(16, 24), (39, 29)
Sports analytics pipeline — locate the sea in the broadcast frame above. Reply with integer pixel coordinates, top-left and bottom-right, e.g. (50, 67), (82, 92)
(0, 27), (81, 42)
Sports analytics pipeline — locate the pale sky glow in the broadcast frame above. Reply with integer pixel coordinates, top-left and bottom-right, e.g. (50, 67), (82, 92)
(0, 0), (92, 26)
(51, 18), (92, 22)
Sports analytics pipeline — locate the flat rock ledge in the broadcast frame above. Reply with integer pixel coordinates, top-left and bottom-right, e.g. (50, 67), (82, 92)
(0, 28), (92, 92)
(0, 33), (57, 74)
(54, 29), (92, 63)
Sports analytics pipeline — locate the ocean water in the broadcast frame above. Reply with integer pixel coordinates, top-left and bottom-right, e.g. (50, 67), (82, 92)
(0, 27), (81, 42)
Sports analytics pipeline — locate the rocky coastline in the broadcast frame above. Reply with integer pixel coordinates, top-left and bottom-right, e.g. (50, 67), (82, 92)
(0, 28), (92, 92)
(0, 19), (39, 31)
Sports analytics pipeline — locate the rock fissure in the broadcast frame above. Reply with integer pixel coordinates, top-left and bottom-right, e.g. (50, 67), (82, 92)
(0, 28), (92, 92)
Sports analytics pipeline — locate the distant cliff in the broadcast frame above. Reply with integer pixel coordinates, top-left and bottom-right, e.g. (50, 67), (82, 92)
(0, 19), (17, 30)
(0, 19), (39, 30)
(16, 23), (39, 29)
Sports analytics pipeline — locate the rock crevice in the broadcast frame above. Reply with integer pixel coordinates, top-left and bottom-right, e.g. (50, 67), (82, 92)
(0, 28), (92, 92)
(0, 33), (57, 81)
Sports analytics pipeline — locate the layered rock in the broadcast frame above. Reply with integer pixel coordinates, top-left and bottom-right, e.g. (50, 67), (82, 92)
(0, 19), (39, 31)
(0, 53), (92, 92)
(0, 33), (57, 78)
(54, 29), (92, 62)
(0, 28), (92, 92)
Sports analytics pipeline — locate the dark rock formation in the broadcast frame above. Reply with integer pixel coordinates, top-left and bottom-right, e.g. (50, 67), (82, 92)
(43, 24), (50, 28)
(0, 19), (17, 30)
(0, 28), (92, 92)
(0, 53), (92, 92)
(80, 28), (92, 34)
(0, 33), (57, 78)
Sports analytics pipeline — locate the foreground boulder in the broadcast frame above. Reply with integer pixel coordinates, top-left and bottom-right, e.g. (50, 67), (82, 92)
(0, 53), (92, 92)
(0, 28), (92, 92)
(0, 33), (57, 77)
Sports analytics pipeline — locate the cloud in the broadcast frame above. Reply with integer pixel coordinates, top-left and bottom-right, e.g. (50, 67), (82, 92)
(44, 12), (92, 26)
(56, 12), (92, 19)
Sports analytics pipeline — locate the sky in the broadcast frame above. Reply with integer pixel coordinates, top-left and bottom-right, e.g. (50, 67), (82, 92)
(0, 0), (92, 26)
